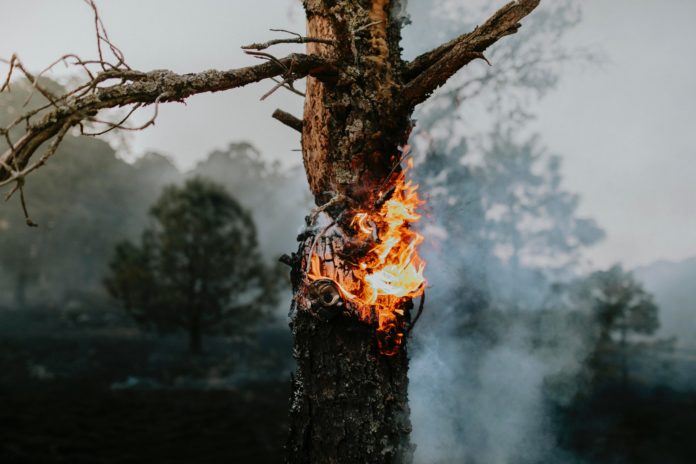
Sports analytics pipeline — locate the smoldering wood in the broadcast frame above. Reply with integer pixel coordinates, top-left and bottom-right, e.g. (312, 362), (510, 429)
(306, 278), (343, 320)
(374, 185), (397, 210)
(279, 253), (296, 268)
(288, 215), (413, 463)
(404, 291), (425, 336)
(288, 1), (539, 462)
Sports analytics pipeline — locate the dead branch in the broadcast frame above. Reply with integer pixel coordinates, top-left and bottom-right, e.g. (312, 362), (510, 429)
(243, 49), (313, 100)
(241, 28), (335, 51)
(272, 109), (303, 132)
(0, 53), (334, 183)
(18, 184), (38, 227)
(261, 77), (290, 101)
(83, 0), (129, 71)
(0, 119), (72, 190)
(270, 77), (306, 98)
(403, 0), (540, 107)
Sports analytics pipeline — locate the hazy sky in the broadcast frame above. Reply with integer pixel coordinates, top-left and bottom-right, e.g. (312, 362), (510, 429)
(532, 0), (696, 270)
(1, 0), (694, 269)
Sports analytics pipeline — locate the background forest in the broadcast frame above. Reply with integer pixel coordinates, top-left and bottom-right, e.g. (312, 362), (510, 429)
(1, 1), (695, 463)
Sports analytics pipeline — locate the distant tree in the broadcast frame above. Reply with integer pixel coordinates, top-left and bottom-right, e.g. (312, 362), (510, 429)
(105, 178), (272, 354)
(583, 265), (659, 344)
(417, 126), (605, 336)
(410, 0), (604, 332)
(575, 265), (659, 386)
(0, 79), (182, 308)
(190, 142), (311, 260)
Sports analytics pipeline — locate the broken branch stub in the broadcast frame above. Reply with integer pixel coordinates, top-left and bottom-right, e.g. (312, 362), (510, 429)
(307, 278), (344, 321)
(272, 109), (304, 132)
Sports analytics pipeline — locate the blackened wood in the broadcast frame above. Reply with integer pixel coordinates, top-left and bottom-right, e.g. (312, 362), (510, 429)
(288, 1), (540, 463)
(288, 2), (414, 462)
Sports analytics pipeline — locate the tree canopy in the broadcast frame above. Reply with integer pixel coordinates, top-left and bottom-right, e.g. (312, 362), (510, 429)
(105, 178), (274, 354)
(581, 265), (659, 342)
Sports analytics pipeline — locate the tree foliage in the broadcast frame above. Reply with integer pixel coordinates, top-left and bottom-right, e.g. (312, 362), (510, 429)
(580, 265), (659, 342)
(411, 0), (604, 325)
(0, 84), (178, 308)
(105, 178), (274, 354)
(189, 142), (311, 261)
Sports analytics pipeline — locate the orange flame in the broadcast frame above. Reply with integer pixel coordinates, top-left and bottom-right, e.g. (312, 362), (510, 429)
(308, 157), (426, 355)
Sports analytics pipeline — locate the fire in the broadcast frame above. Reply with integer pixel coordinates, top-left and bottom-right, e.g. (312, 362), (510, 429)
(307, 157), (426, 355)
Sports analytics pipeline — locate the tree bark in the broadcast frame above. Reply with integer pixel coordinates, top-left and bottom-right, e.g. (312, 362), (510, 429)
(286, 1), (540, 463)
(287, 2), (414, 463)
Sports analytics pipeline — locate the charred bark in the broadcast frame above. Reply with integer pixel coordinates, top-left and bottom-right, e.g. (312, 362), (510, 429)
(288, 222), (414, 463)
(287, 2), (414, 463)
(286, 1), (540, 463)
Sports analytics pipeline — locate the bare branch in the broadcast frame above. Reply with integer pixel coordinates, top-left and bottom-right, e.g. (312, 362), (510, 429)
(270, 28), (303, 39)
(403, 0), (540, 107)
(18, 184), (38, 227)
(83, 0), (129, 71)
(0, 53), (334, 182)
(242, 28), (335, 51)
(81, 103), (143, 136)
(0, 55), (17, 92)
(261, 77), (291, 101)
(0, 119), (72, 190)
(272, 109), (303, 132)
(270, 77), (306, 98)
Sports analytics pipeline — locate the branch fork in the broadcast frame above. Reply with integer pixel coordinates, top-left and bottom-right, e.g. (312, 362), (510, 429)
(402, 0), (540, 107)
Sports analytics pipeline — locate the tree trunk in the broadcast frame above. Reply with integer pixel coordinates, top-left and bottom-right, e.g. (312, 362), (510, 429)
(287, 2), (415, 463)
(270, 1), (539, 462)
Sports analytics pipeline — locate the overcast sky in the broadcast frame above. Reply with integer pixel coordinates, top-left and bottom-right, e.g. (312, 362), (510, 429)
(1, 0), (694, 270)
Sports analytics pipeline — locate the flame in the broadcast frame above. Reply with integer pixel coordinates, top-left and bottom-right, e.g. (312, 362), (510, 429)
(308, 157), (426, 355)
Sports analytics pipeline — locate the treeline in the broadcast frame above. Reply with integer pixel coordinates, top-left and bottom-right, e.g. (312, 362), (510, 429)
(0, 83), (309, 311)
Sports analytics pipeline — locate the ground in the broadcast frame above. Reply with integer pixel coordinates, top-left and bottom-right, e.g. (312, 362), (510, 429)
(1, 307), (695, 463)
(0, 384), (288, 464)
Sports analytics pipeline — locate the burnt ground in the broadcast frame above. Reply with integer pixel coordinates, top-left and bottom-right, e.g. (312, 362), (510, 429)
(0, 384), (288, 464)
(3, 383), (696, 464)
(0, 308), (292, 463)
(557, 383), (696, 464)
(1, 308), (696, 463)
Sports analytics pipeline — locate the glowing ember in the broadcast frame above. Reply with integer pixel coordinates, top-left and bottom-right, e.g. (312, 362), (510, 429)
(307, 156), (426, 355)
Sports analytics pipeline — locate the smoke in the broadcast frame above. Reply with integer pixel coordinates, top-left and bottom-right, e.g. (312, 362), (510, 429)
(398, 1), (603, 461)
(410, 335), (550, 463)
(408, 240), (592, 463)
(404, 129), (598, 462)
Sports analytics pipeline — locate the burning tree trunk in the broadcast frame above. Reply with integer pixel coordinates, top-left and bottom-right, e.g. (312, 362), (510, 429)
(0, 1), (540, 462)
(285, 2), (540, 462)
(285, 4), (417, 462)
